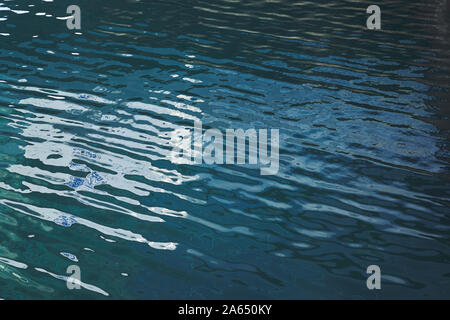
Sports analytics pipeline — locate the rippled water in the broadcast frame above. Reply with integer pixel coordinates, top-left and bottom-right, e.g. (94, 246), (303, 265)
(0, 0), (449, 299)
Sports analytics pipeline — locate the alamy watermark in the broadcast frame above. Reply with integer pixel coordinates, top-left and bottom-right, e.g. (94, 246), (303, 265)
(62, 5), (380, 31)
(170, 121), (279, 175)
(66, 5), (81, 30)
(366, 265), (381, 290)
(66, 265), (81, 290)
(366, 5), (381, 30)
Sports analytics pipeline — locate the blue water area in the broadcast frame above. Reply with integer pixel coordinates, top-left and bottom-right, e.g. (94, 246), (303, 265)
(0, 0), (449, 299)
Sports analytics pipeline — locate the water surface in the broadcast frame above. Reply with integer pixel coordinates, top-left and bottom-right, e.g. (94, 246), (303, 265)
(0, 0), (449, 299)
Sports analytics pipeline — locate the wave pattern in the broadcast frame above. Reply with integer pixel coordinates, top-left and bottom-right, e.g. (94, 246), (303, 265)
(0, 0), (449, 298)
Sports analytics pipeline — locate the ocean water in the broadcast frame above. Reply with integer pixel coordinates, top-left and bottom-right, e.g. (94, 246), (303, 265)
(0, 0), (449, 299)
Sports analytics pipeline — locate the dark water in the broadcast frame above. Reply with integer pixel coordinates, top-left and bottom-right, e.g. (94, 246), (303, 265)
(0, 0), (449, 299)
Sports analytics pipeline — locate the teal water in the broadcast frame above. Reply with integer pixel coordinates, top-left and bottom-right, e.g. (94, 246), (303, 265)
(0, 0), (449, 299)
